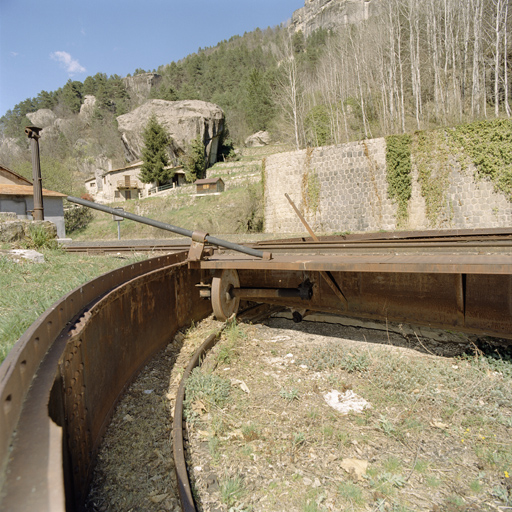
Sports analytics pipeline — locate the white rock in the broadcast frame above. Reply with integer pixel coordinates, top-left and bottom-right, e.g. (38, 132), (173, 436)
(244, 130), (271, 147)
(9, 249), (45, 263)
(324, 389), (371, 415)
(26, 109), (57, 128)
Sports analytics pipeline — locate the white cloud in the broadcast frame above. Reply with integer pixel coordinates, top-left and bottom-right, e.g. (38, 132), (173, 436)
(50, 51), (86, 74)
(10, 52), (18, 57)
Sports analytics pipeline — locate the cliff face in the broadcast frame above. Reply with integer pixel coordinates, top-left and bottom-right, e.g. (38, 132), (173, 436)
(116, 99), (225, 165)
(291, 0), (378, 36)
(122, 73), (162, 103)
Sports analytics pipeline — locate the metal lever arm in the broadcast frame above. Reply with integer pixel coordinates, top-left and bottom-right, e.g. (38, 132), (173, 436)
(67, 196), (272, 260)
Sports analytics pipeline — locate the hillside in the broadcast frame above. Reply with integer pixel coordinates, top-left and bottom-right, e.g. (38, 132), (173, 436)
(69, 145), (293, 240)
(1, 0), (510, 200)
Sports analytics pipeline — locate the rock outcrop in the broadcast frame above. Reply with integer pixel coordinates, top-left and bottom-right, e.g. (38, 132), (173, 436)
(116, 99), (225, 165)
(79, 95), (97, 121)
(291, 0), (378, 36)
(122, 73), (162, 103)
(0, 137), (25, 163)
(0, 219), (57, 243)
(26, 109), (57, 128)
(245, 131), (271, 147)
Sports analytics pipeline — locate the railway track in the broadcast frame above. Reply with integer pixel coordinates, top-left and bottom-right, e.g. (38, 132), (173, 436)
(63, 227), (512, 255)
(2, 221), (512, 510)
(172, 304), (279, 512)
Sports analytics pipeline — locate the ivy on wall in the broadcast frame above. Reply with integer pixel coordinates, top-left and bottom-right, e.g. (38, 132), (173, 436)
(301, 147), (321, 217)
(385, 119), (512, 228)
(385, 134), (412, 226)
(446, 119), (512, 200)
(413, 129), (451, 227)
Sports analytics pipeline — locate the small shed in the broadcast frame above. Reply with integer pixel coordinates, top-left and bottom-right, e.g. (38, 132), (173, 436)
(194, 177), (225, 195)
(0, 164), (67, 238)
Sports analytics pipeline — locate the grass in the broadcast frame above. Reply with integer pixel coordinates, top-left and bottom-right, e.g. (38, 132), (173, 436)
(0, 248), (146, 363)
(280, 387), (300, 401)
(181, 320), (512, 511)
(241, 423), (261, 442)
(296, 343), (370, 373)
(73, 179), (264, 241)
(183, 368), (231, 423)
(214, 320), (247, 365)
(219, 475), (246, 507)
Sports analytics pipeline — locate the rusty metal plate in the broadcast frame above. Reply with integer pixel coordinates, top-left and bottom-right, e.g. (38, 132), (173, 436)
(235, 269), (512, 341)
(200, 253), (512, 275)
(0, 252), (212, 511)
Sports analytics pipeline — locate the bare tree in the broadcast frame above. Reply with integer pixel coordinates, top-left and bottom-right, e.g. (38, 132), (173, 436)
(504, 0), (511, 116)
(272, 32), (306, 150)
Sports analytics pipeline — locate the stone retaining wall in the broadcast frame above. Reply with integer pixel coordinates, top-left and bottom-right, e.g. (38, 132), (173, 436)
(264, 139), (512, 234)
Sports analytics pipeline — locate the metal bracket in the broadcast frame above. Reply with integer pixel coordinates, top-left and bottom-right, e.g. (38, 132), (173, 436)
(195, 282), (212, 299)
(188, 230), (213, 263)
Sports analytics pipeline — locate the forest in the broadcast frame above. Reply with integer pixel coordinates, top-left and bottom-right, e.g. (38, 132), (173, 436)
(0, 0), (510, 194)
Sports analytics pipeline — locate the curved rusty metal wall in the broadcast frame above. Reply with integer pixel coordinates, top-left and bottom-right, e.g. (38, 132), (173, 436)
(0, 252), (211, 511)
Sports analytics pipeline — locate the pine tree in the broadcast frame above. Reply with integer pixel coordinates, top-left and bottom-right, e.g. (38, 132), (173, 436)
(139, 115), (173, 186)
(59, 80), (83, 114)
(245, 68), (274, 132)
(181, 136), (206, 182)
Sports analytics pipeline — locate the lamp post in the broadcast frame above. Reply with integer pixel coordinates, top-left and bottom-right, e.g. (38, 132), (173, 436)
(25, 126), (44, 221)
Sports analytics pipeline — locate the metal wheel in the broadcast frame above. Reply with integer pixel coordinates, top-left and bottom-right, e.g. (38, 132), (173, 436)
(211, 269), (240, 321)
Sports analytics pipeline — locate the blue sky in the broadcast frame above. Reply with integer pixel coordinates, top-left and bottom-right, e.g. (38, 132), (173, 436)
(0, 0), (304, 117)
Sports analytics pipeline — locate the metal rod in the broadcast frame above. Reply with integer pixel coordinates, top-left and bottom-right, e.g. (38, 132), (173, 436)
(284, 193), (318, 241)
(25, 126), (44, 221)
(285, 192), (348, 307)
(67, 196), (270, 259)
(231, 288), (302, 299)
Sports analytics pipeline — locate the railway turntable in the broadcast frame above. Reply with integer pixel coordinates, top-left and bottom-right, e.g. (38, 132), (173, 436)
(199, 250), (512, 340)
(0, 197), (511, 511)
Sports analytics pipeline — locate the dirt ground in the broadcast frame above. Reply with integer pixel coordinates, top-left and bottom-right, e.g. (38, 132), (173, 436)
(85, 314), (512, 512)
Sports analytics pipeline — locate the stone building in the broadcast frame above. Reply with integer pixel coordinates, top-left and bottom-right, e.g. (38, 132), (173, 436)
(90, 161), (186, 203)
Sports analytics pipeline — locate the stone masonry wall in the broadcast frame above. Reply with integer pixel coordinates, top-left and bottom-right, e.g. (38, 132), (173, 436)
(264, 138), (512, 234)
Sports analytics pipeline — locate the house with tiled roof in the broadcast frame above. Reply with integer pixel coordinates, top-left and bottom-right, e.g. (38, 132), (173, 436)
(87, 161), (186, 203)
(0, 164), (67, 238)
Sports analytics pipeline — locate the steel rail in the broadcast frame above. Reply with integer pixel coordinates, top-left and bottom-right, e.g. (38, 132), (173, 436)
(64, 243), (192, 254)
(257, 226), (512, 244)
(172, 304), (278, 512)
(173, 327), (227, 512)
(0, 251), (212, 511)
(62, 232), (512, 256)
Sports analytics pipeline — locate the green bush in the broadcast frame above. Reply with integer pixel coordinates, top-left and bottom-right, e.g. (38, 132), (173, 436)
(64, 205), (94, 234)
(447, 119), (512, 200)
(181, 136), (206, 182)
